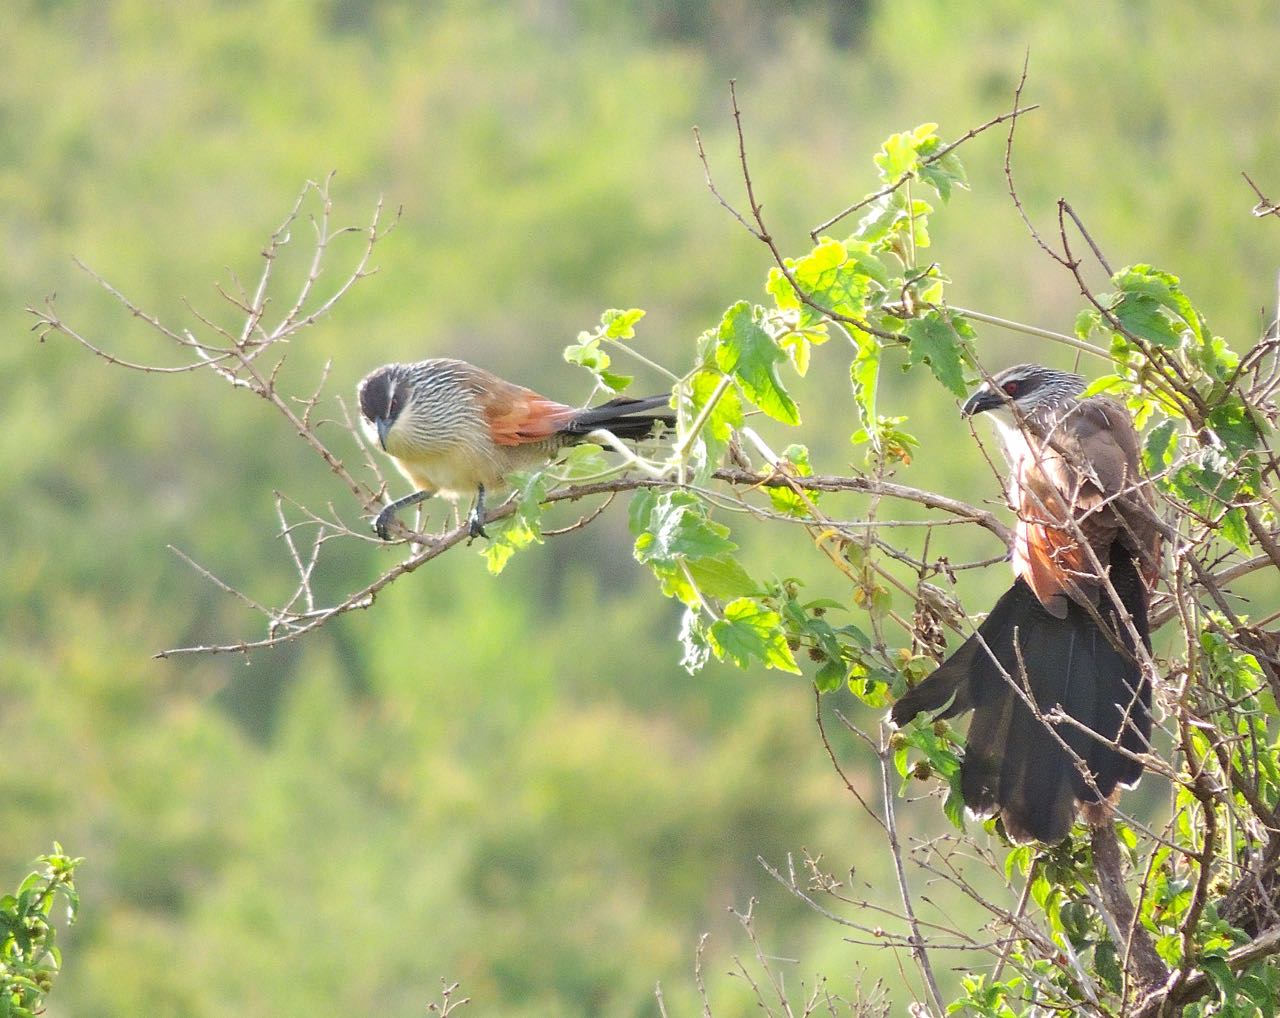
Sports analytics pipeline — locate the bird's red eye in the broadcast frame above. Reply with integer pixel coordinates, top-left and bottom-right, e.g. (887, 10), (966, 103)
(1002, 380), (1020, 397)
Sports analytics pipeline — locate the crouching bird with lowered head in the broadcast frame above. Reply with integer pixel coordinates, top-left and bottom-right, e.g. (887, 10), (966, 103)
(357, 358), (675, 540)
(891, 364), (1161, 843)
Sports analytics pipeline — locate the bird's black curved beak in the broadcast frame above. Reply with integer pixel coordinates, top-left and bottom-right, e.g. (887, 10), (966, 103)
(375, 416), (391, 450)
(961, 386), (1004, 417)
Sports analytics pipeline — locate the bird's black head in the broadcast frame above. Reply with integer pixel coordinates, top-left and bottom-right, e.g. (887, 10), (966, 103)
(961, 363), (1085, 418)
(357, 364), (411, 449)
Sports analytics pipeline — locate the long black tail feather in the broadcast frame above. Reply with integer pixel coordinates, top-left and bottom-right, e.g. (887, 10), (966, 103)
(561, 394), (676, 441)
(890, 546), (1151, 843)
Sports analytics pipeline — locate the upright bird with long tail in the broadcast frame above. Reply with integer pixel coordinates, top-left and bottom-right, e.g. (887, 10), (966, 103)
(891, 364), (1161, 843)
(357, 358), (675, 540)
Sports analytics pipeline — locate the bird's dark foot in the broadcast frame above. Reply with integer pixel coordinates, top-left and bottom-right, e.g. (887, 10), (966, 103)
(465, 484), (489, 542)
(466, 509), (489, 542)
(373, 506), (400, 541)
(372, 490), (433, 542)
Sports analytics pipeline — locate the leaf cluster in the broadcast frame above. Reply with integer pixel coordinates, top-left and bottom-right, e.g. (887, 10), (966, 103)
(0, 846), (81, 1018)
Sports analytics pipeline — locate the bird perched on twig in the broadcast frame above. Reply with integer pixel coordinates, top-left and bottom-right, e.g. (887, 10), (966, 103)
(891, 363), (1161, 843)
(357, 358), (675, 541)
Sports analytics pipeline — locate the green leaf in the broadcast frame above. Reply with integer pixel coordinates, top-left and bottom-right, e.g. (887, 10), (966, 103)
(783, 238), (873, 326)
(1201, 955), (1236, 995)
(1095, 937), (1122, 993)
(874, 124), (938, 181)
(814, 658), (846, 693)
(679, 607), (711, 674)
(1110, 293), (1183, 348)
(903, 311), (971, 398)
(853, 192), (901, 245)
(688, 370), (744, 444)
(849, 329), (881, 431)
(563, 330), (632, 392)
(1206, 396), (1262, 460)
(1143, 418), (1178, 474)
(905, 197), (933, 249)
(1113, 264), (1204, 342)
(628, 489), (658, 537)
(1220, 507), (1251, 552)
(714, 301), (800, 425)
(1075, 308), (1102, 340)
(482, 541), (516, 575)
(776, 329), (810, 376)
(942, 769), (967, 831)
(874, 130), (920, 180)
(708, 598), (801, 674)
(602, 307), (645, 339)
(556, 442), (610, 480)
(634, 491), (737, 564)
(481, 472), (547, 573)
(766, 444), (817, 517)
(916, 140), (968, 203)
(684, 554), (759, 600)
(1081, 373), (1124, 398)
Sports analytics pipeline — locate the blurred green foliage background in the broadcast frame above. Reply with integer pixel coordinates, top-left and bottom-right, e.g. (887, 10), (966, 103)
(3, 1), (1278, 1014)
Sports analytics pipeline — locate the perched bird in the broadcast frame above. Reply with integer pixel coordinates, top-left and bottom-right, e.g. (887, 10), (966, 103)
(891, 364), (1161, 843)
(357, 358), (675, 540)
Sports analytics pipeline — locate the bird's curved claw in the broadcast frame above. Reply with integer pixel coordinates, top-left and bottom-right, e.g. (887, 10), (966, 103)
(373, 506), (399, 542)
(466, 512), (489, 543)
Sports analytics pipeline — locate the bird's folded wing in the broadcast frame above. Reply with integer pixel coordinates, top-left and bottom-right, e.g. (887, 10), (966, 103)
(475, 378), (577, 446)
(1015, 397), (1158, 611)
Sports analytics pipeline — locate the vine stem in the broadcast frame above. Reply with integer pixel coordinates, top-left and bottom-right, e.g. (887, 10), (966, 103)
(948, 305), (1111, 360)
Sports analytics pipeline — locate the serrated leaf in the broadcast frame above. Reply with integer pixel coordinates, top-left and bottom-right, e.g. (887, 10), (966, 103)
(814, 658), (846, 693)
(766, 265), (801, 313)
(679, 607), (711, 674)
(903, 311), (970, 397)
(563, 341), (610, 371)
(687, 369), (744, 448)
(875, 125), (937, 181)
(942, 770), (967, 831)
(766, 444), (817, 517)
(483, 541), (516, 575)
(1081, 374), (1124, 398)
(917, 144), (968, 203)
(788, 239), (871, 325)
(603, 371), (633, 392)
(1143, 418), (1178, 475)
(842, 240), (892, 288)
(628, 489), (658, 536)
(557, 442), (610, 480)
(1111, 293), (1183, 348)
(651, 561), (699, 606)
(483, 515), (541, 575)
(850, 329), (881, 430)
(1113, 264), (1204, 342)
(634, 491), (737, 564)
(1075, 308), (1101, 340)
(853, 192), (901, 245)
(778, 330), (810, 376)
(708, 597), (801, 674)
(1220, 507), (1251, 552)
(684, 554), (759, 600)
(714, 301), (800, 425)
(1206, 396), (1262, 460)
(602, 307), (645, 339)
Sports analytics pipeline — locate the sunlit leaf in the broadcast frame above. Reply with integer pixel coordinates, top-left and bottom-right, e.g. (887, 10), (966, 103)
(708, 598), (801, 674)
(601, 307), (645, 339)
(634, 491), (737, 564)
(903, 311), (971, 398)
(714, 301), (800, 425)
